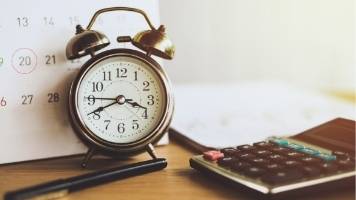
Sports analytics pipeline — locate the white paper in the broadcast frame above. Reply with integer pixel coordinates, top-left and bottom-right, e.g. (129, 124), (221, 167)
(171, 82), (355, 149)
(0, 0), (165, 164)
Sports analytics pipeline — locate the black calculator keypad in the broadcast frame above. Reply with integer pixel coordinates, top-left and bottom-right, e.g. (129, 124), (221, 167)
(211, 140), (355, 186)
(192, 119), (356, 195)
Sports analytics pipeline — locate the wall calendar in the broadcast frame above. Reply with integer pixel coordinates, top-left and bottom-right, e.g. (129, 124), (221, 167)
(0, 0), (161, 164)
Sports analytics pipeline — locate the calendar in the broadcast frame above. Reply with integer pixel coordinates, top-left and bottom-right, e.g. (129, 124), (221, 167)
(0, 0), (162, 164)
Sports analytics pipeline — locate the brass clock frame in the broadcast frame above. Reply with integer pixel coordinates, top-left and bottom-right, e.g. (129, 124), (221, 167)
(65, 7), (175, 167)
(68, 49), (174, 167)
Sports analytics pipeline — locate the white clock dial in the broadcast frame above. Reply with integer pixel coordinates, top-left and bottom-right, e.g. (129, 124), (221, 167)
(76, 55), (166, 143)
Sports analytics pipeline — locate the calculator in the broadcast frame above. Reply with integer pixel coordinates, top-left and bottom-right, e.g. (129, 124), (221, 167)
(190, 118), (355, 197)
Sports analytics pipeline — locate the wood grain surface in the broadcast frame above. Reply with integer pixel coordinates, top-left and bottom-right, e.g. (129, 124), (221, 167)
(0, 140), (354, 200)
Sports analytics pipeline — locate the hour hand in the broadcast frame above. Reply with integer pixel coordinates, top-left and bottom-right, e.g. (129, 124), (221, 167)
(87, 107), (103, 116)
(87, 101), (116, 115)
(126, 100), (147, 110)
(86, 96), (116, 101)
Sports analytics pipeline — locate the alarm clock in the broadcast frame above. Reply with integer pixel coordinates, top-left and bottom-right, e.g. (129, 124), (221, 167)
(65, 7), (175, 167)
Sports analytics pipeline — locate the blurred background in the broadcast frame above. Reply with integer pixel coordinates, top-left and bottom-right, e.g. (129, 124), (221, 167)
(159, 0), (354, 94)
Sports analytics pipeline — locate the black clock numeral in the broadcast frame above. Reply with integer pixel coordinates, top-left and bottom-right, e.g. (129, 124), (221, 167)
(147, 95), (154, 105)
(103, 71), (112, 81)
(87, 95), (95, 105)
(92, 82), (103, 92)
(104, 120), (111, 130)
(22, 94), (33, 105)
(143, 81), (150, 91)
(134, 71), (138, 81)
(117, 68), (127, 78)
(142, 109), (148, 119)
(93, 112), (101, 120)
(118, 123), (125, 133)
(132, 120), (139, 130)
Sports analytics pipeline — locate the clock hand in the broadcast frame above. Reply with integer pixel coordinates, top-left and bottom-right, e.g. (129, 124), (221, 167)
(126, 100), (147, 110)
(86, 96), (132, 101)
(87, 95), (134, 116)
(87, 101), (117, 116)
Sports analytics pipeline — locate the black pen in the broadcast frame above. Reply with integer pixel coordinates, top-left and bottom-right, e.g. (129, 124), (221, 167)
(4, 158), (167, 200)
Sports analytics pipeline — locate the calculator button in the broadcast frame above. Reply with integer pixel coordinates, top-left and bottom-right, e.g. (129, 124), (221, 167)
(236, 144), (256, 151)
(287, 143), (304, 151)
(203, 150), (224, 161)
(269, 138), (289, 146)
(231, 161), (252, 172)
(268, 154), (287, 163)
(265, 163), (285, 172)
(243, 166), (266, 178)
(302, 166), (321, 177)
(317, 153), (337, 161)
(271, 146), (291, 154)
(253, 150), (273, 157)
(238, 152), (257, 161)
(283, 160), (303, 168)
(217, 157), (235, 168)
(253, 141), (275, 149)
(333, 151), (350, 160)
(220, 148), (239, 157)
(319, 162), (338, 174)
(300, 147), (320, 156)
(336, 159), (355, 170)
(285, 151), (305, 159)
(261, 169), (304, 185)
(250, 158), (270, 166)
(300, 157), (322, 164)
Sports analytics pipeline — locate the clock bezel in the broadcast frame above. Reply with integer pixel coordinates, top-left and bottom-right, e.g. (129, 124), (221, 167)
(68, 48), (174, 154)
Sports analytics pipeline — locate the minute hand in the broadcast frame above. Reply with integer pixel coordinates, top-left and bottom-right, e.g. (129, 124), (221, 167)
(86, 96), (133, 101)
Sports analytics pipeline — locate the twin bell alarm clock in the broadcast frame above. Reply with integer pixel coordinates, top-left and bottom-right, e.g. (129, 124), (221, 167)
(65, 7), (175, 167)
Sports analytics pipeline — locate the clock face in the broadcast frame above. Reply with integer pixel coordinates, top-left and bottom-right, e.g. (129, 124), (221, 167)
(75, 55), (167, 144)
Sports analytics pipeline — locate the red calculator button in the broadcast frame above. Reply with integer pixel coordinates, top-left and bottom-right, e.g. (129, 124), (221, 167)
(203, 150), (224, 161)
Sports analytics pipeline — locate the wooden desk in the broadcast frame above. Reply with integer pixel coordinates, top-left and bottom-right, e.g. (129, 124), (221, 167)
(0, 140), (354, 200)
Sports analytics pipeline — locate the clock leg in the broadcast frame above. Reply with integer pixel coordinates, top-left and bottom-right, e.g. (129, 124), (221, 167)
(81, 148), (95, 168)
(146, 143), (158, 159)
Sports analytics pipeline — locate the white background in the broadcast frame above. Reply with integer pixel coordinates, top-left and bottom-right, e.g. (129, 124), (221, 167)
(160, 0), (354, 92)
